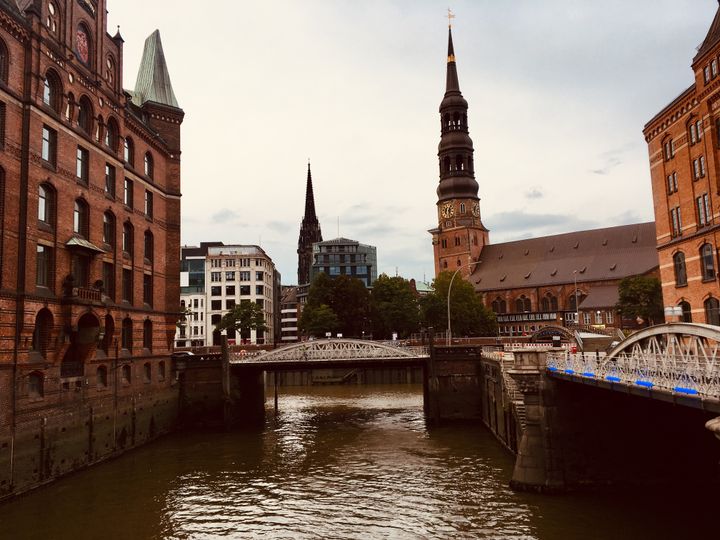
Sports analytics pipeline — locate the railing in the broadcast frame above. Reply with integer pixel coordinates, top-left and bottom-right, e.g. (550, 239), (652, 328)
(547, 351), (720, 400)
(71, 287), (102, 302)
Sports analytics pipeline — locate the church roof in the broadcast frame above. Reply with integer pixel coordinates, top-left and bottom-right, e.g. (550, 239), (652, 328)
(132, 30), (180, 109)
(695, 3), (720, 62)
(471, 222), (658, 293)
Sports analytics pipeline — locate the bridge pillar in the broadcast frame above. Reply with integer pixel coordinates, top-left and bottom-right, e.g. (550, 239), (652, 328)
(507, 349), (565, 493)
(222, 340), (265, 427)
(425, 346), (483, 423)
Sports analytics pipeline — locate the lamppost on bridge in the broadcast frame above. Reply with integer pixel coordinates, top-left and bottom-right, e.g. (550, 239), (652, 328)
(447, 260), (482, 346)
(573, 270), (579, 326)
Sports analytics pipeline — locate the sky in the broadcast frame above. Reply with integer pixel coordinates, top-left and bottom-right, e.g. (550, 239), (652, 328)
(106, 0), (718, 285)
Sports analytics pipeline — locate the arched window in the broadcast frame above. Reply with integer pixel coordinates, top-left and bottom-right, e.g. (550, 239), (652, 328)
(515, 295), (531, 313)
(705, 297), (720, 326)
(105, 117), (119, 151)
(700, 243), (716, 281)
(158, 360), (166, 381)
(673, 252), (687, 286)
(124, 137), (135, 166)
(443, 156), (451, 173)
(32, 308), (53, 358)
(122, 222), (134, 255)
(38, 183), (55, 225)
(491, 297), (507, 314)
(28, 371), (44, 398)
(78, 96), (93, 134)
(443, 113), (450, 128)
(121, 364), (131, 384)
(105, 55), (115, 86)
(568, 292), (585, 312)
(453, 111), (460, 127)
(103, 211), (116, 247)
(65, 92), (75, 122)
(121, 317), (133, 351)
(143, 362), (151, 383)
(455, 154), (463, 171)
(43, 70), (62, 113)
(75, 23), (92, 66)
(143, 319), (152, 351)
(679, 301), (692, 323)
(460, 203), (466, 214)
(73, 199), (89, 237)
(541, 296), (550, 312)
(97, 365), (108, 388)
(46, 2), (59, 35)
(0, 39), (8, 84)
(144, 152), (154, 179)
(144, 230), (154, 263)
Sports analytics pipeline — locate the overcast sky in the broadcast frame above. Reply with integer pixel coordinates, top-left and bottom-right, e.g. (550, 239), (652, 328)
(107, 0), (717, 285)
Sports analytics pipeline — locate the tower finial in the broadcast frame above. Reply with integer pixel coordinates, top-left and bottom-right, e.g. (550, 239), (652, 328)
(447, 8), (455, 28)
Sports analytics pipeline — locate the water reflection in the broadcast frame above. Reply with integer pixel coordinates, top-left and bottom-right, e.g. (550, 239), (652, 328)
(0, 385), (716, 539)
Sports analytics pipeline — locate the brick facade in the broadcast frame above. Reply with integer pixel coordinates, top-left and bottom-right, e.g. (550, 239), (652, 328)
(0, 0), (183, 498)
(644, 6), (720, 326)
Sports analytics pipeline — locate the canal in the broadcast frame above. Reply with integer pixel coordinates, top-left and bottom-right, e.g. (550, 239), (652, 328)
(0, 385), (716, 539)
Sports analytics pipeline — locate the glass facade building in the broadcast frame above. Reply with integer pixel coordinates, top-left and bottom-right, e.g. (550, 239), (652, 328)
(310, 237), (378, 288)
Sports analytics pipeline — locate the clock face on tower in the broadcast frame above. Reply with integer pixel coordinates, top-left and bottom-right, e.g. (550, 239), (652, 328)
(471, 203), (480, 217)
(440, 203), (455, 219)
(76, 27), (89, 64)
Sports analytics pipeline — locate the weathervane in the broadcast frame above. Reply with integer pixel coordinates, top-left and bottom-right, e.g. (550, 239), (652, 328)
(447, 8), (455, 28)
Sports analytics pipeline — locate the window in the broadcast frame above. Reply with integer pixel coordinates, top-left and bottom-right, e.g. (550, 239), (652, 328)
(103, 211), (115, 246)
(121, 364), (131, 384)
(705, 297), (720, 326)
(36, 244), (52, 287)
(256, 285), (264, 296)
(105, 118), (119, 151)
(144, 152), (154, 179)
(491, 297), (507, 314)
(680, 301), (692, 323)
(76, 146), (89, 184)
(43, 70), (62, 112)
(143, 320), (152, 350)
(663, 138), (674, 160)
(73, 199), (89, 237)
(606, 311), (614, 324)
(158, 361), (166, 381)
(143, 274), (153, 306)
(0, 101), (5, 147)
(460, 202), (466, 214)
(122, 222), (133, 255)
(211, 300), (221, 311)
(704, 65), (711, 83)
(210, 285), (221, 296)
(41, 125), (57, 165)
(144, 231), (153, 262)
(103, 262), (115, 299)
(690, 119), (703, 144)
(225, 285), (235, 296)
(673, 252), (687, 286)
(144, 190), (153, 218)
(670, 206), (682, 238)
(71, 253), (89, 287)
(226, 272), (235, 281)
(666, 172), (678, 194)
(239, 271), (250, 281)
(78, 96), (93, 134)
(211, 272), (221, 282)
(38, 183), (54, 225)
(211, 259), (222, 268)
(255, 271), (263, 281)
(226, 259), (236, 267)
(97, 365), (108, 388)
(121, 269), (133, 303)
(240, 285), (251, 296)
(105, 164), (116, 197)
(226, 299), (236, 310)
(700, 243), (716, 281)
(124, 137), (134, 166)
(123, 178), (133, 207)
(514, 295), (531, 313)
(697, 194), (712, 228)
(28, 372), (44, 398)
(712, 59), (717, 78)
(583, 312), (591, 325)
(0, 39), (7, 84)
(106, 55), (116, 86)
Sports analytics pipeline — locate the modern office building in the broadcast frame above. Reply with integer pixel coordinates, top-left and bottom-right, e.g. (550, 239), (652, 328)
(280, 286), (300, 343)
(310, 237), (378, 288)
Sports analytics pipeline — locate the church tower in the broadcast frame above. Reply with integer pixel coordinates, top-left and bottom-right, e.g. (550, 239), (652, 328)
(297, 163), (323, 285)
(430, 24), (488, 277)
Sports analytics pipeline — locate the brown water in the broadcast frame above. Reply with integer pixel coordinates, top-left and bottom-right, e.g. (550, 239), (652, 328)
(0, 385), (716, 539)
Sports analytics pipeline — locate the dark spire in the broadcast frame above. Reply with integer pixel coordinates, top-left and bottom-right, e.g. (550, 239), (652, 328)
(694, 2), (720, 62)
(446, 27), (460, 94)
(297, 162), (323, 285)
(304, 161), (317, 221)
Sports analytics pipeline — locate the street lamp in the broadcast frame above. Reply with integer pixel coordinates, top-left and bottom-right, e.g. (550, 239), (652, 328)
(447, 260), (482, 346)
(573, 270), (579, 326)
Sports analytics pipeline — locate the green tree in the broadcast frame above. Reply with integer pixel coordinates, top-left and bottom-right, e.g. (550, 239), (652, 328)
(216, 301), (267, 339)
(302, 273), (370, 338)
(615, 276), (664, 326)
(300, 304), (339, 337)
(420, 271), (497, 337)
(369, 274), (420, 339)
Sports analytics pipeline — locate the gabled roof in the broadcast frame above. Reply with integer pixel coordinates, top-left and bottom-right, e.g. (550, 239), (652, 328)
(695, 4), (720, 63)
(132, 30), (179, 109)
(472, 222), (658, 292)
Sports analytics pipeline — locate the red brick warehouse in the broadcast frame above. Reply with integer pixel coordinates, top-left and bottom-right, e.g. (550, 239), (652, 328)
(0, 0), (183, 496)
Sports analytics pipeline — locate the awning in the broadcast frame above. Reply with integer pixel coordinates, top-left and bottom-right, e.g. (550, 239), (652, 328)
(65, 236), (106, 254)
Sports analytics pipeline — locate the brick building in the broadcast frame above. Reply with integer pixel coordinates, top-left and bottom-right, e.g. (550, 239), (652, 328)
(0, 0), (183, 496)
(430, 25), (660, 336)
(643, 4), (720, 326)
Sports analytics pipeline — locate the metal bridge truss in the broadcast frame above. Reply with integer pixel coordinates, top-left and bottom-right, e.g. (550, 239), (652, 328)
(546, 323), (720, 401)
(230, 339), (430, 365)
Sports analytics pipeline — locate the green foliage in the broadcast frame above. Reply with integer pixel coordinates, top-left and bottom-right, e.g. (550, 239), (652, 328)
(369, 274), (420, 339)
(216, 301), (267, 336)
(420, 271), (497, 337)
(615, 276), (664, 326)
(299, 304), (339, 337)
(302, 274), (370, 337)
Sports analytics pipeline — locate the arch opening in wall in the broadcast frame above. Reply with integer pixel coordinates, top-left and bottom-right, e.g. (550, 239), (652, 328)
(60, 312), (100, 378)
(31, 308), (53, 360)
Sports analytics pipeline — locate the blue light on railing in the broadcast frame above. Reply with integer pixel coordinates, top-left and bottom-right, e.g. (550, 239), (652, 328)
(582, 372), (596, 378)
(635, 380), (654, 388)
(606, 376), (621, 382)
(673, 386), (699, 395)
(565, 369), (575, 375)
(547, 366), (558, 372)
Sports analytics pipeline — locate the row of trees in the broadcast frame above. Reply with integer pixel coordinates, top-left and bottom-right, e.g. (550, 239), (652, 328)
(300, 272), (497, 339)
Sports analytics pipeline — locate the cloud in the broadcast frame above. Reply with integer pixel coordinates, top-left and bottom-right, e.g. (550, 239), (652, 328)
(486, 211), (598, 241)
(211, 209), (244, 224)
(590, 143), (637, 175)
(525, 188), (543, 199)
(267, 220), (293, 233)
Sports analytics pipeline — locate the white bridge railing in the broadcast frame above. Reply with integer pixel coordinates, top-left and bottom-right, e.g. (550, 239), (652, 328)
(547, 351), (720, 400)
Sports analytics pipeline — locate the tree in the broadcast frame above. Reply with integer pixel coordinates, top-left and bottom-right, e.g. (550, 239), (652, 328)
(369, 274), (420, 339)
(615, 276), (664, 326)
(420, 271), (497, 337)
(300, 304), (339, 337)
(302, 273), (370, 338)
(216, 301), (267, 340)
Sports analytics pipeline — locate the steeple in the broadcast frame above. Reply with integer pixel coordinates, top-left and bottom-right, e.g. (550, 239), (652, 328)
(132, 30), (179, 108)
(297, 162), (323, 285)
(445, 27), (460, 94)
(694, 1), (720, 63)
